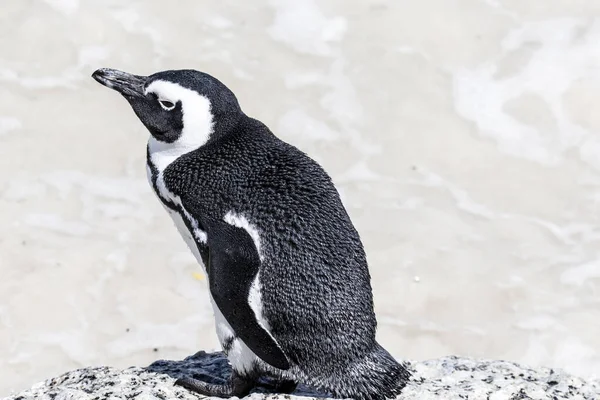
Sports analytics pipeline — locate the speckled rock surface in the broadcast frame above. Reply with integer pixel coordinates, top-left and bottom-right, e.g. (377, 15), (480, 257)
(5, 351), (600, 400)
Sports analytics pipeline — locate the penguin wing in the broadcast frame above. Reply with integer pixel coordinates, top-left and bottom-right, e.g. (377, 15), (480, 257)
(182, 201), (290, 370)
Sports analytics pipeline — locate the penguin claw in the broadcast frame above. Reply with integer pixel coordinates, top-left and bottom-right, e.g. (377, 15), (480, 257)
(175, 373), (255, 398)
(258, 379), (298, 394)
(175, 377), (230, 397)
(275, 380), (298, 394)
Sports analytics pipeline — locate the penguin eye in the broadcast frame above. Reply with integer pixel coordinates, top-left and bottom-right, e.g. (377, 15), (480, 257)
(158, 99), (175, 111)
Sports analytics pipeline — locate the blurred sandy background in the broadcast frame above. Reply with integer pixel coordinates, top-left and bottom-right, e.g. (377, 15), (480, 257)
(1, 0), (600, 396)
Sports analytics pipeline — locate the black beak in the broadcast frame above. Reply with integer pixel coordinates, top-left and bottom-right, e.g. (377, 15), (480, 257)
(92, 68), (147, 97)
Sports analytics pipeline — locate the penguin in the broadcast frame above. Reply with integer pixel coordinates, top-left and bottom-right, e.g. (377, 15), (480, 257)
(91, 68), (411, 400)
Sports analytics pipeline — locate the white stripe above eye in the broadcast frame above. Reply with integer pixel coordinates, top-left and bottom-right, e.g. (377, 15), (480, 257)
(145, 79), (215, 173)
(158, 99), (175, 111)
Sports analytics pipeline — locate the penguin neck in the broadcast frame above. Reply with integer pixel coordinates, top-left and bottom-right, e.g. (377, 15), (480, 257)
(147, 137), (190, 175)
(147, 111), (244, 175)
(205, 111), (245, 144)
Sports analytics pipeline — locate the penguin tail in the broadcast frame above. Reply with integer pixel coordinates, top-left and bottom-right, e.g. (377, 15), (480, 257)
(328, 343), (411, 400)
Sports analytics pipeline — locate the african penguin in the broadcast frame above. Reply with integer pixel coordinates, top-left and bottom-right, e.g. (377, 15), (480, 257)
(91, 68), (411, 400)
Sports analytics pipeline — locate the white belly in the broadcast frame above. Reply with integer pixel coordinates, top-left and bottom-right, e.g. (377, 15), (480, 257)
(164, 207), (207, 273)
(147, 162), (208, 271)
(211, 295), (260, 374)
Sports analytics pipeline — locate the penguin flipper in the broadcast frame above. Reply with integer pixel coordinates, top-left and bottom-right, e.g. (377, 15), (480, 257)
(205, 217), (290, 371)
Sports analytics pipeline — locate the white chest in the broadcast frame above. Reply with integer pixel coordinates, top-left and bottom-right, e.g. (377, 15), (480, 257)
(146, 150), (208, 270)
(165, 207), (207, 273)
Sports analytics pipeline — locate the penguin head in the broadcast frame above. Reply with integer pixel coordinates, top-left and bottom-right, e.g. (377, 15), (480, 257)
(92, 68), (242, 147)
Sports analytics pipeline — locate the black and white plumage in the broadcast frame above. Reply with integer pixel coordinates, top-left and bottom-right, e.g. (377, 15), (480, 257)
(91, 68), (411, 400)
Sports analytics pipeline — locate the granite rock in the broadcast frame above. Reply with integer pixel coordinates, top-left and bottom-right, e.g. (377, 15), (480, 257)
(5, 351), (600, 400)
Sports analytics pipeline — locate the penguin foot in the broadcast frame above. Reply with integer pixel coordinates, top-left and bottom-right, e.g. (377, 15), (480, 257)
(175, 371), (255, 398)
(259, 378), (298, 394)
(274, 379), (298, 394)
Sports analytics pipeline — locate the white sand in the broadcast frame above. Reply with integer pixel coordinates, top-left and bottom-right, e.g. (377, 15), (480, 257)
(1, 0), (599, 396)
